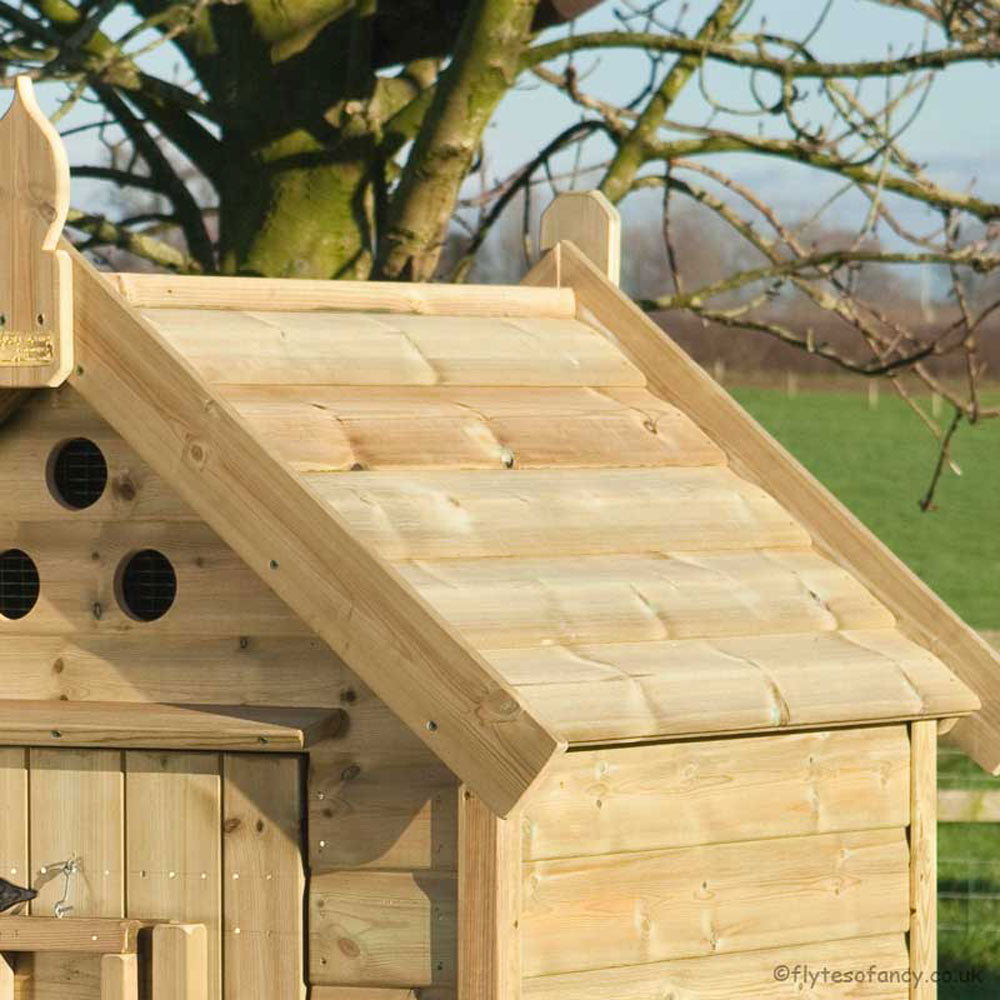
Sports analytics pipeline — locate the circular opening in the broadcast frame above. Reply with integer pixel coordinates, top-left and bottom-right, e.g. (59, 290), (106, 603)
(0, 549), (40, 621)
(48, 438), (108, 510)
(117, 550), (177, 622)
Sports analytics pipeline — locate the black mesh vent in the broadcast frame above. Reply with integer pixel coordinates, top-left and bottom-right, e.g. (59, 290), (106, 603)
(118, 549), (177, 622)
(0, 549), (40, 620)
(50, 438), (108, 510)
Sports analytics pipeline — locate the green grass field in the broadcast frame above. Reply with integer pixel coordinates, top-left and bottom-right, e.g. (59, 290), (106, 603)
(731, 389), (1000, 629)
(732, 388), (1000, 995)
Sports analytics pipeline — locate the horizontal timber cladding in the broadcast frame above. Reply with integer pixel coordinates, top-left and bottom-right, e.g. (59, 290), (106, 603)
(309, 870), (457, 989)
(522, 933), (911, 1000)
(144, 310), (645, 387)
(0, 520), (308, 636)
(304, 467), (809, 560)
(522, 726), (911, 861)
(220, 385), (724, 472)
(0, 636), (352, 706)
(398, 549), (894, 650)
(520, 827), (910, 977)
(309, 740), (458, 873)
(0, 387), (195, 522)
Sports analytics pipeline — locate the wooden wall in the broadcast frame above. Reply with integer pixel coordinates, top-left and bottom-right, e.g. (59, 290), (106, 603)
(519, 726), (914, 999)
(0, 388), (459, 999)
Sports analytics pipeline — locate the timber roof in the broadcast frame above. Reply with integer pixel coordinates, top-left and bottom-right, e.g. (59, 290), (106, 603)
(132, 293), (979, 746)
(4, 243), (996, 815)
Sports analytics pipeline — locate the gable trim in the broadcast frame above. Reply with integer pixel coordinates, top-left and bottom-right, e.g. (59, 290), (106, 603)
(67, 248), (563, 817)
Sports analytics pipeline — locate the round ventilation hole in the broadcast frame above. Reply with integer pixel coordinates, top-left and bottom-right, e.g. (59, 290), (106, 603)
(48, 438), (108, 510)
(0, 549), (40, 621)
(117, 550), (177, 622)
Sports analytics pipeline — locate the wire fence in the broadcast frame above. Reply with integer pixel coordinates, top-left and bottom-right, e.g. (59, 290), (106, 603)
(938, 747), (1000, 960)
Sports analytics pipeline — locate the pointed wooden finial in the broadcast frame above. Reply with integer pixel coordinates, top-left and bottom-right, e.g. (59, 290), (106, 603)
(540, 190), (621, 286)
(0, 77), (72, 388)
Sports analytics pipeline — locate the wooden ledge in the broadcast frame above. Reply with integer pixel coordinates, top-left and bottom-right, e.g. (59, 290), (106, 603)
(110, 272), (577, 318)
(0, 701), (344, 752)
(0, 916), (149, 954)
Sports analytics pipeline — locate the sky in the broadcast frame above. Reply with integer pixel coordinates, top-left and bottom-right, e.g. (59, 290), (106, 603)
(9, 0), (1000, 238)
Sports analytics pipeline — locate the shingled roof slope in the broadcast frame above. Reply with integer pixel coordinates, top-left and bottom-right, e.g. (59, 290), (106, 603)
(128, 281), (979, 747)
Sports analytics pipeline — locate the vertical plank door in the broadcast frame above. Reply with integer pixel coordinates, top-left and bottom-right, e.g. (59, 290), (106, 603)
(223, 754), (305, 1000)
(126, 751), (222, 999)
(0, 749), (28, 898)
(28, 749), (124, 1000)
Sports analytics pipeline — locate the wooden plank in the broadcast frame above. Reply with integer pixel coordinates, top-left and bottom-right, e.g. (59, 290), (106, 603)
(226, 385), (721, 472)
(910, 721), (936, 1000)
(152, 924), (208, 1000)
(309, 744), (458, 872)
(305, 467), (808, 560)
(26, 746), (124, 1000)
(100, 954), (137, 1000)
(0, 750), (28, 892)
(488, 628), (978, 744)
(311, 990), (454, 1000)
(523, 726), (910, 861)
(17, 954), (100, 1000)
(0, 78), (73, 389)
(29, 748), (124, 918)
(520, 827), (910, 976)
(0, 702), (343, 751)
(309, 870), (456, 989)
(0, 918), (142, 953)
(223, 754), (304, 1000)
(522, 933), (911, 1000)
(0, 388), (31, 425)
(938, 788), (1000, 822)
(457, 792), (520, 1000)
(0, 636), (351, 708)
(0, 387), (196, 522)
(540, 191), (621, 286)
(71, 250), (562, 817)
(400, 549), (894, 650)
(538, 239), (1000, 774)
(142, 310), (643, 388)
(113, 274), (576, 318)
(0, 520), (308, 637)
(0, 955), (11, 1000)
(126, 752), (221, 999)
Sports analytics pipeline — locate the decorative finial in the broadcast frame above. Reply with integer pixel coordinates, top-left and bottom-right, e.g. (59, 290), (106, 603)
(540, 190), (622, 286)
(0, 76), (72, 388)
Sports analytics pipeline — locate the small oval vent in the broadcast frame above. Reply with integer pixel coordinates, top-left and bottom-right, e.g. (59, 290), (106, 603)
(0, 549), (40, 620)
(117, 549), (177, 622)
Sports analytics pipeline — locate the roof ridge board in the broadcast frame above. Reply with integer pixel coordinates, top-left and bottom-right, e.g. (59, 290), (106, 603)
(67, 250), (564, 817)
(111, 272), (576, 319)
(525, 239), (1000, 775)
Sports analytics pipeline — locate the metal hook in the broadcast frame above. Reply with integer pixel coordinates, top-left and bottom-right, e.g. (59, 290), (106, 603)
(39, 856), (81, 919)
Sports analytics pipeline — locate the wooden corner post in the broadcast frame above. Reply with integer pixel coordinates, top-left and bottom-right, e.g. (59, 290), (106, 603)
(910, 720), (937, 999)
(0, 76), (72, 388)
(458, 788), (522, 1000)
(540, 190), (621, 287)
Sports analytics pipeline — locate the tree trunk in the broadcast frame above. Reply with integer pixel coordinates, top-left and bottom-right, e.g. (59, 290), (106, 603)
(218, 129), (376, 279)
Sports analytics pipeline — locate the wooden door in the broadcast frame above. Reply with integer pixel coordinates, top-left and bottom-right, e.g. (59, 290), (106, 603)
(0, 749), (304, 1000)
